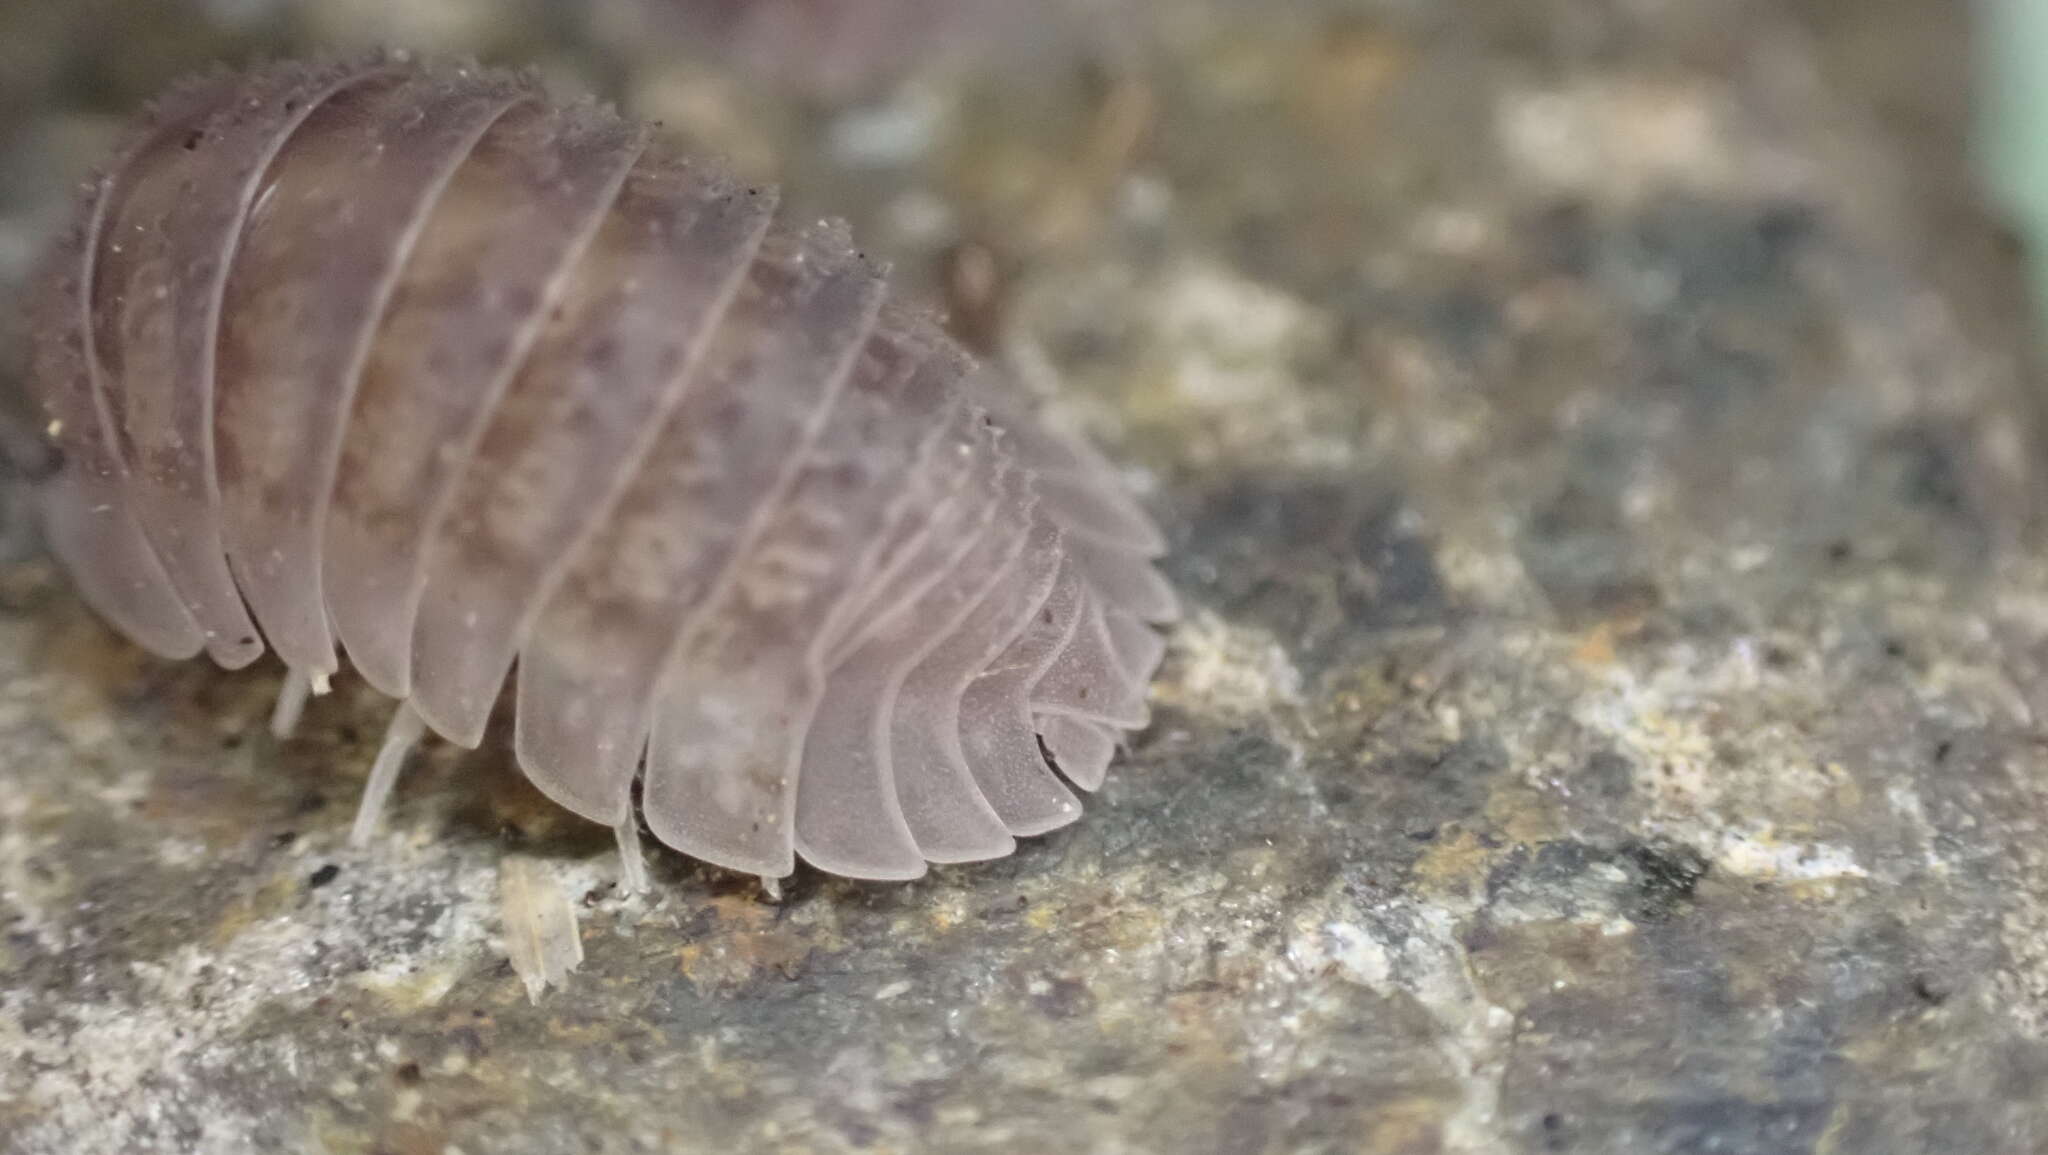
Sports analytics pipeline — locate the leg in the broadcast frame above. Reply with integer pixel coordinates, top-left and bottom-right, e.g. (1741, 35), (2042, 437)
(350, 704), (426, 846)
(613, 816), (649, 895)
(269, 667), (312, 739)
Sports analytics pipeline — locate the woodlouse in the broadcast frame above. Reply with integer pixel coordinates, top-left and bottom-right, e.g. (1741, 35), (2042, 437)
(22, 53), (1176, 885)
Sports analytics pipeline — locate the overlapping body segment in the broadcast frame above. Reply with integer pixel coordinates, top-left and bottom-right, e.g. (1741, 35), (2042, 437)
(514, 221), (886, 830)
(22, 54), (1177, 883)
(323, 101), (650, 700)
(90, 57), (407, 669)
(623, 312), (960, 875)
(406, 150), (776, 747)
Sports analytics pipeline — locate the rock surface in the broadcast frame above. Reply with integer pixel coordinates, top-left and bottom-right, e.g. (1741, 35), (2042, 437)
(4, 1), (2048, 1152)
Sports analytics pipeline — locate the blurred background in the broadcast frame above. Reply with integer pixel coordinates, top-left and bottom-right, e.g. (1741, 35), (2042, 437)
(3, 0), (2042, 347)
(9, 3), (2048, 1154)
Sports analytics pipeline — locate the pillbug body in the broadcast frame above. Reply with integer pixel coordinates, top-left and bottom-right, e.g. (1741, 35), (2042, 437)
(23, 54), (1175, 883)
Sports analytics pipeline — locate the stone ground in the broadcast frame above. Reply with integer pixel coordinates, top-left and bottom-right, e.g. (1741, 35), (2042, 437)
(4, 1), (2048, 1152)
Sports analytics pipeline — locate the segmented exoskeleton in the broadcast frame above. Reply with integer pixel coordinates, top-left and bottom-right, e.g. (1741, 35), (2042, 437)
(25, 53), (1175, 884)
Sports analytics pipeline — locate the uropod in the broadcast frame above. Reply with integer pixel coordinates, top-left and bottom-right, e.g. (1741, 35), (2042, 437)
(20, 53), (1176, 887)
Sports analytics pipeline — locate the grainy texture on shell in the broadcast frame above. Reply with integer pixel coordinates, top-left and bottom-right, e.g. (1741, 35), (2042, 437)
(25, 53), (1174, 881)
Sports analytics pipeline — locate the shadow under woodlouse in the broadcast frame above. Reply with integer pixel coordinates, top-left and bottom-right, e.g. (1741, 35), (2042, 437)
(22, 50), (1178, 890)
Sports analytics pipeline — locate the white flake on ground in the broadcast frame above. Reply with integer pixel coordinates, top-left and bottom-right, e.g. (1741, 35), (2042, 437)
(1707, 825), (1868, 883)
(500, 854), (586, 1003)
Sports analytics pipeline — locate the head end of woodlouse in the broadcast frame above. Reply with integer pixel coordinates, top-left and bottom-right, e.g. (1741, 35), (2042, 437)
(12, 213), (89, 492)
(0, 417), (65, 486)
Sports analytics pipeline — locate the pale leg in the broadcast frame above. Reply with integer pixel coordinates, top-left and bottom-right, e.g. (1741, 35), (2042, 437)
(269, 667), (312, 739)
(351, 704), (426, 846)
(613, 817), (649, 895)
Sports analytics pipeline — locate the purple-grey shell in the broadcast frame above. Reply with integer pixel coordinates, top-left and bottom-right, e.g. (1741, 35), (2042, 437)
(23, 53), (1175, 881)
